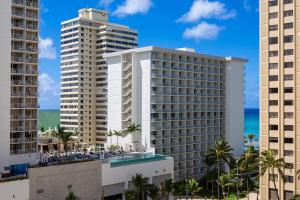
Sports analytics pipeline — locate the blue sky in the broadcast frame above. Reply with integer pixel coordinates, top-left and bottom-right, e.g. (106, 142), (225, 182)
(38, 0), (259, 109)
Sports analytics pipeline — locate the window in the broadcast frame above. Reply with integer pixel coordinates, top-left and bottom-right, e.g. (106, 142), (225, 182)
(269, 125), (278, 131)
(269, 0), (278, 6)
(269, 112), (278, 118)
(284, 138), (293, 143)
(269, 51), (278, 57)
(284, 112), (293, 118)
(284, 191), (294, 200)
(269, 100), (278, 105)
(284, 35), (293, 43)
(284, 150), (293, 156)
(269, 37), (278, 44)
(284, 100), (293, 105)
(284, 125), (293, 131)
(284, 10), (293, 17)
(284, 23), (293, 29)
(269, 88), (278, 93)
(269, 63), (278, 69)
(284, 74), (293, 80)
(269, 75), (278, 81)
(284, 62), (293, 68)
(284, 175), (294, 183)
(269, 25), (278, 31)
(284, 87), (293, 93)
(284, 49), (293, 56)
(284, 0), (293, 4)
(269, 12), (278, 19)
(269, 137), (278, 142)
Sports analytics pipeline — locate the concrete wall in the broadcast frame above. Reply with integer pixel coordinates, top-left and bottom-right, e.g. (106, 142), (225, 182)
(29, 160), (102, 200)
(0, 179), (29, 200)
(102, 158), (173, 196)
(0, 0), (11, 175)
(225, 57), (246, 157)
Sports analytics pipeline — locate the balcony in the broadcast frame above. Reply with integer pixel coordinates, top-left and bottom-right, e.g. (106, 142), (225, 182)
(26, 35), (38, 41)
(12, 0), (25, 5)
(26, 58), (37, 64)
(12, 33), (25, 40)
(26, 0), (39, 8)
(26, 24), (38, 30)
(12, 10), (25, 17)
(12, 57), (24, 63)
(26, 13), (38, 19)
(12, 22), (25, 29)
(12, 45), (25, 51)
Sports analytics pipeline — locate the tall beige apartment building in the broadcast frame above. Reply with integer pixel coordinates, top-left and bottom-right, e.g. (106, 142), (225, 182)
(260, 0), (299, 199)
(0, 0), (39, 177)
(60, 9), (137, 148)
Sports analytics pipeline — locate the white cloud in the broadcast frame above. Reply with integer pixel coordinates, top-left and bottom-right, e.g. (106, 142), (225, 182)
(183, 22), (224, 40)
(39, 37), (56, 60)
(113, 0), (152, 17)
(39, 73), (59, 96)
(98, 0), (114, 7)
(177, 0), (236, 23)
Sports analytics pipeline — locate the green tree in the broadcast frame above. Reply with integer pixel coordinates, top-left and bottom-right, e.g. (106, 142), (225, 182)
(125, 190), (136, 200)
(173, 180), (185, 199)
(259, 149), (289, 200)
(146, 184), (160, 200)
(106, 130), (114, 145)
(126, 123), (141, 151)
(218, 173), (234, 199)
(65, 191), (77, 200)
(51, 125), (78, 155)
(161, 179), (173, 199)
(247, 133), (255, 146)
(40, 126), (46, 134)
(187, 178), (202, 200)
(132, 174), (149, 200)
(207, 139), (233, 200)
(113, 130), (123, 147)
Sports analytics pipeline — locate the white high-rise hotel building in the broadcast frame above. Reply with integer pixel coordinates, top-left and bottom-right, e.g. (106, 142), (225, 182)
(0, 0), (39, 177)
(105, 47), (246, 179)
(60, 9), (137, 148)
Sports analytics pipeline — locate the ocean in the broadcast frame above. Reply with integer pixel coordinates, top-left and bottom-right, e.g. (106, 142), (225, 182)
(39, 108), (260, 146)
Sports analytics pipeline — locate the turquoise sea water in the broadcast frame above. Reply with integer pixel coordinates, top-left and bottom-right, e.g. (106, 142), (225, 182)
(244, 108), (259, 147)
(39, 108), (260, 146)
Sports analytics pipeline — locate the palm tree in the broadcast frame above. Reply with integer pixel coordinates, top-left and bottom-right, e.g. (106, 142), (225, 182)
(247, 133), (255, 146)
(65, 190), (78, 200)
(132, 174), (149, 200)
(218, 173), (234, 199)
(127, 123), (141, 151)
(259, 149), (289, 200)
(51, 125), (78, 155)
(146, 184), (160, 200)
(106, 130), (114, 146)
(125, 190), (136, 200)
(113, 130), (123, 147)
(40, 126), (46, 134)
(161, 179), (173, 199)
(207, 139), (233, 200)
(187, 178), (202, 200)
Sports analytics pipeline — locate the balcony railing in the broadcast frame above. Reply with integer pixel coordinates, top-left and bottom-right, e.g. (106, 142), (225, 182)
(26, 13), (38, 19)
(12, 57), (24, 62)
(12, 45), (25, 51)
(12, 11), (25, 17)
(26, 24), (38, 30)
(26, 1), (38, 8)
(12, 23), (25, 28)
(12, 34), (25, 40)
(12, 0), (25, 5)
(26, 35), (38, 41)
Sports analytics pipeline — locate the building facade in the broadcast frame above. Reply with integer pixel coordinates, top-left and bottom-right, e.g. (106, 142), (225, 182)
(260, 0), (299, 199)
(60, 9), (137, 148)
(105, 46), (246, 180)
(0, 0), (39, 178)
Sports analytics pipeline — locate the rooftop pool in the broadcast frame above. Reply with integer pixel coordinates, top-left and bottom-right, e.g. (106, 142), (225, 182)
(104, 153), (168, 167)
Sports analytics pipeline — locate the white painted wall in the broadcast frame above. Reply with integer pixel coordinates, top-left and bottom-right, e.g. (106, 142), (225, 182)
(0, 0), (11, 175)
(225, 58), (246, 157)
(0, 179), (29, 200)
(102, 157), (174, 186)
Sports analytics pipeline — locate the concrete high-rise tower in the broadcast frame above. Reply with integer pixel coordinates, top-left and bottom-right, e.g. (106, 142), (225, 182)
(0, 0), (39, 177)
(60, 9), (137, 148)
(260, 0), (298, 199)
